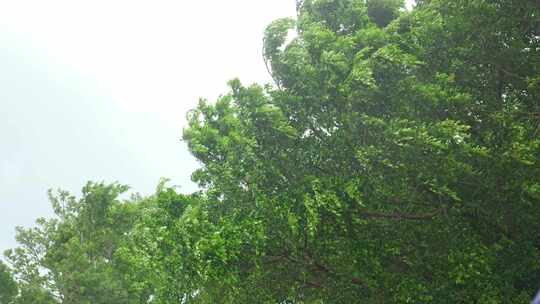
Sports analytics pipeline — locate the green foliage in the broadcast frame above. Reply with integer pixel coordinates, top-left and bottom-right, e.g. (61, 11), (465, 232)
(174, 0), (540, 302)
(4, 182), (151, 304)
(0, 261), (17, 304)
(5, 0), (540, 302)
(366, 0), (403, 28)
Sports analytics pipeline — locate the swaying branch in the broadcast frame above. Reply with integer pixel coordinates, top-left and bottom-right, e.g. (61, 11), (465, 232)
(358, 207), (444, 221)
(262, 36), (282, 90)
(264, 251), (368, 289)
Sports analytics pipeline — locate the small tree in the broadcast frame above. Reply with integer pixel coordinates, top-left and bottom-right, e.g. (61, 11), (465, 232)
(0, 260), (17, 304)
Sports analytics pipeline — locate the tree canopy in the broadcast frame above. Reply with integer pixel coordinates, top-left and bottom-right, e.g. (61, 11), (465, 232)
(0, 260), (17, 304)
(4, 0), (540, 303)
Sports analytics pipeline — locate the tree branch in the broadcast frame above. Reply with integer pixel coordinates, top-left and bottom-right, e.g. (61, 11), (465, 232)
(265, 251), (368, 289)
(358, 207), (444, 221)
(304, 252), (367, 288)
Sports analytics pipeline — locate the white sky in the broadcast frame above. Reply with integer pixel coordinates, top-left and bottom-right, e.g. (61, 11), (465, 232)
(0, 0), (414, 255)
(0, 0), (296, 254)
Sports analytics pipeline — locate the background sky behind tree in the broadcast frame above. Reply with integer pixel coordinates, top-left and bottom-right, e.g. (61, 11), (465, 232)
(0, 0), (412, 256)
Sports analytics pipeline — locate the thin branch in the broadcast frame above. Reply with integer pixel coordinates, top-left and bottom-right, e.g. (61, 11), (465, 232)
(498, 66), (527, 81)
(304, 252), (367, 288)
(358, 207), (444, 221)
(262, 37), (282, 90)
(294, 278), (324, 289)
(266, 251), (368, 289)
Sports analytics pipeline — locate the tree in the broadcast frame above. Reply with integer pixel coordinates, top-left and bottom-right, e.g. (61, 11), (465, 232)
(6, 0), (540, 302)
(169, 0), (540, 302)
(116, 180), (210, 303)
(0, 260), (17, 304)
(4, 182), (151, 304)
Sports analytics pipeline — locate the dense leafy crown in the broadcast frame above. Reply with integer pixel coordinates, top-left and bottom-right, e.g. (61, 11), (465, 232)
(4, 0), (540, 303)
(179, 0), (540, 302)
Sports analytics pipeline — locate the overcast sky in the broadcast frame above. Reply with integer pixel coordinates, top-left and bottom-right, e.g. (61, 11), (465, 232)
(0, 0), (414, 256)
(0, 0), (299, 255)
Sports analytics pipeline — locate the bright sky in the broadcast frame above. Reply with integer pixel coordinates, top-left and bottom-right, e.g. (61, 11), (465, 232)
(0, 0), (414, 255)
(0, 0), (297, 255)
